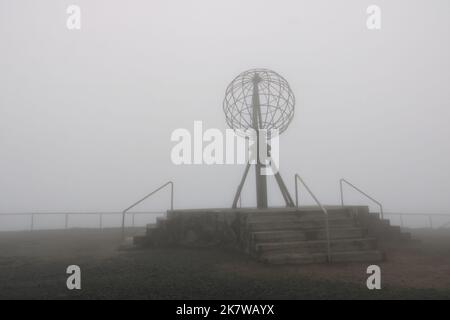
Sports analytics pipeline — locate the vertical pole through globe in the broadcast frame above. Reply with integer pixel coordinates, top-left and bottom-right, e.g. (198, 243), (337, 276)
(224, 68), (296, 209)
(251, 73), (268, 209)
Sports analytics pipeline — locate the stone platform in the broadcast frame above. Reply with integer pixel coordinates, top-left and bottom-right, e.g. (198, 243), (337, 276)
(134, 206), (411, 264)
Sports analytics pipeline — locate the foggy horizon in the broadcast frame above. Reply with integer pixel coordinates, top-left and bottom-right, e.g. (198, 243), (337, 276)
(1, 0), (450, 219)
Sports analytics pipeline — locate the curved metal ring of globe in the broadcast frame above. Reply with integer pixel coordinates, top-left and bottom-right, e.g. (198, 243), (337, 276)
(223, 68), (295, 137)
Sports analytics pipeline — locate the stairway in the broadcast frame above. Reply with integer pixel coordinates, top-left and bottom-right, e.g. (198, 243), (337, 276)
(363, 212), (412, 242)
(242, 208), (384, 264)
(132, 206), (415, 265)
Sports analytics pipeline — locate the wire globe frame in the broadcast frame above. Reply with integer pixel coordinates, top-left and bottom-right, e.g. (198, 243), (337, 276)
(223, 69), (295, 138)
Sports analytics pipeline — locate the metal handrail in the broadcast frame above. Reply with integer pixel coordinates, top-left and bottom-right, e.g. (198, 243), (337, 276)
(340, 178), (384, 219)
(121, 181), (174, 237)
(295, 174), (331, 262)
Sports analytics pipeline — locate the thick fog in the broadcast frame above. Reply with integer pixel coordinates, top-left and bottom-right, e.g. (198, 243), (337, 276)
(1, 0), (449, 229)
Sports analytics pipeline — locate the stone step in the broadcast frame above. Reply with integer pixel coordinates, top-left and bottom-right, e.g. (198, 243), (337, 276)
(369, 212), (381, 219)
(363, 213), (415, 244)
(247, 218), (356, 232)
(251, 228), (366, 243)
(400, 232), (412, 241)
(367, 217), (391, 227)
(156, 217), (167, 227)
(255, 238), (378, 255)
(246, 208), (352, 221)
(146, 223), (157, 236)
(134, 235), (149, 246)
(376, 229), (412, 241)
(260, 250), (384, 265)
(246, 212), (351, 224)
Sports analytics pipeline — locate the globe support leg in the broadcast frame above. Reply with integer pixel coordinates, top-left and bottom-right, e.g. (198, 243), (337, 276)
(231, 162), (295, 209)
(274, 172), (295, 207)
(232, 162), (251, 209)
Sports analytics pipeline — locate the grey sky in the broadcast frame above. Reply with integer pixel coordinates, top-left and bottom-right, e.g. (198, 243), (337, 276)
(1, 0), (449, 218)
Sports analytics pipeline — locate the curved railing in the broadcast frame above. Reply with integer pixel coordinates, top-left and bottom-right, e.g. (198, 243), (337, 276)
(339, 178), (383, 219)
(121, 181), (174, 237)
(295, 174), (331, 262)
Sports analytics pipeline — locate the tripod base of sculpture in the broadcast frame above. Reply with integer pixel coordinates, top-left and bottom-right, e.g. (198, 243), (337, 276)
(231, 161), (295, 209)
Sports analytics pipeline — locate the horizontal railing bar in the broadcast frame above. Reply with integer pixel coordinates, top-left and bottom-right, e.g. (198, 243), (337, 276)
(384, 212), (450, 217)
(0, 211), (165, 216)
(2, 212), (448, 218)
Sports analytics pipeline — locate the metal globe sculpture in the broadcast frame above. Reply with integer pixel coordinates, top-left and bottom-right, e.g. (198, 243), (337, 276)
(225, 69), (296, 209)
(223, 69), (295, 136)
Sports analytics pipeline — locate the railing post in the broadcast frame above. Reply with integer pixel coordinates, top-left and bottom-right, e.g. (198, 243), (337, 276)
(30, 214), (34, 231)
(65, 214), (69, 230)
(132, 213), (135, 227)
(400, 214), (404, 228)
(429, 216), (433, 229)
(170, 181), (174, 211)
(295, 175), (299, 207)
(324, 210), (331, 263)
(121, 211), (126, 239)
(99, 214), (103, 230)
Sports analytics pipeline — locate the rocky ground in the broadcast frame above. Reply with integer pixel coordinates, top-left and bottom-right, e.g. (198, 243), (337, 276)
(0, 228), (449, 299)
